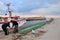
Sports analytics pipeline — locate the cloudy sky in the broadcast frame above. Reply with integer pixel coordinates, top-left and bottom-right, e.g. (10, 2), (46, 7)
(0, 0), (60, 16)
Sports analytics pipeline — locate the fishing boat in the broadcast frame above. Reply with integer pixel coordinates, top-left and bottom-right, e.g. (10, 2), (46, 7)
(0, 15), (26, 30)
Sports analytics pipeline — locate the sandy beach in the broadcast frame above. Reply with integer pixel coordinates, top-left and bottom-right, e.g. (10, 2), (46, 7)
(0, 18), (60, 40)
(32, 18), (60, 40)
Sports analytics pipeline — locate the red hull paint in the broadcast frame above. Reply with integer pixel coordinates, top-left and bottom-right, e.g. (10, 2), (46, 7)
(0, 21), (4, 24)
(0, 20), (23, 24)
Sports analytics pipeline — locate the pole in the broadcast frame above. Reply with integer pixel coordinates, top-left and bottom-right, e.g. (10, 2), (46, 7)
(6, 3), (12, 17)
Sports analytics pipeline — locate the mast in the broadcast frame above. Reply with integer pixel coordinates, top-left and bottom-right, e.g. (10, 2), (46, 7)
(6, 3), (12, 17)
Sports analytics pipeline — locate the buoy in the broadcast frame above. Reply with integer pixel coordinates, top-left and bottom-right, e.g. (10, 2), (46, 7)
(31, 30), (36, 34)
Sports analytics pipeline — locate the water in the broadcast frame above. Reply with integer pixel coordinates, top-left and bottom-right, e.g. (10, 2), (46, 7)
(0, 20), (45, 30)
(22, 20), (45, 27)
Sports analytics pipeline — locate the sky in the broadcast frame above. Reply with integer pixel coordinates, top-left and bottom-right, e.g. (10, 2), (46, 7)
(0, 0), (60, 16)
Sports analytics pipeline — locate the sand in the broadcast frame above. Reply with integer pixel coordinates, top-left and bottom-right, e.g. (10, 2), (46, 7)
(33, 18), (60, 40)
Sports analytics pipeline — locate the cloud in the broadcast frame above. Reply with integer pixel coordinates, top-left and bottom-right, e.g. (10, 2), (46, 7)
(30, 1), (60, 16)
(0, 1), (4, 5)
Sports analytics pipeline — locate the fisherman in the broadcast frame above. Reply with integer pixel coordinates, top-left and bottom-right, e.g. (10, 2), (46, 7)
(2, 22), (10, 35)
(10, 19), (18, 33)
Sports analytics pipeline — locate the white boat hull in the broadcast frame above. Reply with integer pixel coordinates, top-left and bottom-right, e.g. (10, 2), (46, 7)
(0, 20), (26, 30)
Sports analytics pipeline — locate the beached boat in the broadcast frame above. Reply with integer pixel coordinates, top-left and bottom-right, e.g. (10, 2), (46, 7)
(0, 15), (26, 30)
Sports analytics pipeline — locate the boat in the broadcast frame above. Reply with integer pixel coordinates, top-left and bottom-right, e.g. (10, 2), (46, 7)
(0, 15), (26, 30)
(0, 3), (26, 30)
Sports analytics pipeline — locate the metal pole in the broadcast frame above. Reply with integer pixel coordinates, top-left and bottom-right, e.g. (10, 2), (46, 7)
(6, 3), (12, 17)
